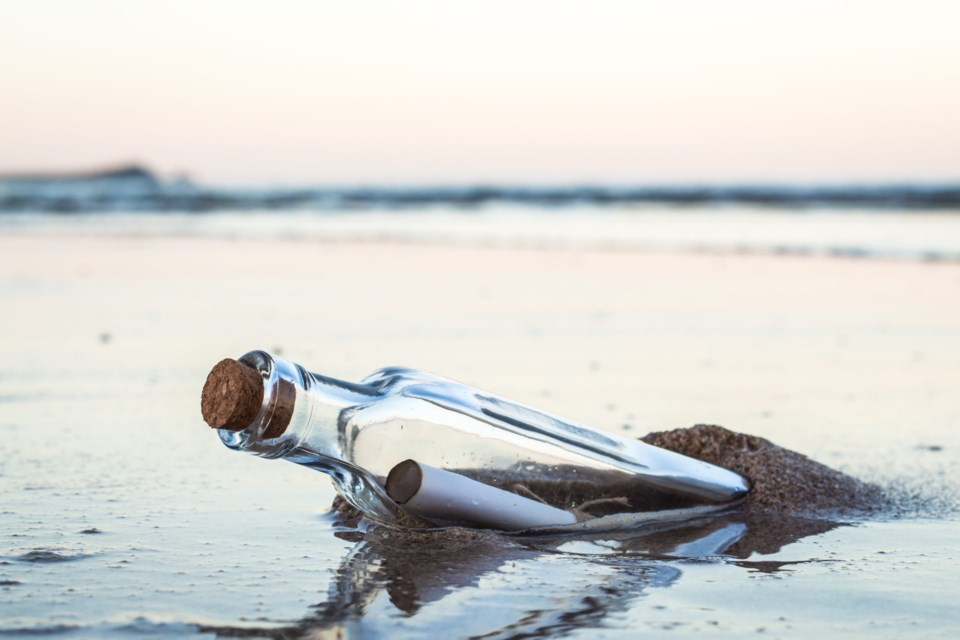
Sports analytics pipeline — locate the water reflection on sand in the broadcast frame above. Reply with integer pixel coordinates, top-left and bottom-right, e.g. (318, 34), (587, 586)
(198, 511), (842, 639)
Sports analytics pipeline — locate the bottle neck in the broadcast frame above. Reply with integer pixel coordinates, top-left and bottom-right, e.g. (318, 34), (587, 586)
(217, 350), (422, 525)
(218, 350), (379, 460)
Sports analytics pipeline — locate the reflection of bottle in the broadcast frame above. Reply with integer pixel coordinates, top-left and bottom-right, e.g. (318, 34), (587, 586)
(201, 350), (748, 529)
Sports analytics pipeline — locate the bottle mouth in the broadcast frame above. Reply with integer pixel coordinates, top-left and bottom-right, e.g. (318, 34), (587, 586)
(209, 350), (297, 456)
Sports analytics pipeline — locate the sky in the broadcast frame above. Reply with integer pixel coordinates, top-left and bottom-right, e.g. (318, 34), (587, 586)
(1, 1), (958, 185)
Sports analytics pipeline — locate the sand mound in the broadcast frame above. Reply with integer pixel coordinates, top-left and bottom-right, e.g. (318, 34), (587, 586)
(641, 424), (884, 515)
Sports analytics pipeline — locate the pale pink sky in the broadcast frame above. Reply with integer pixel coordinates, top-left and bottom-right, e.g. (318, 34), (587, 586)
(1, 1), (958, 185)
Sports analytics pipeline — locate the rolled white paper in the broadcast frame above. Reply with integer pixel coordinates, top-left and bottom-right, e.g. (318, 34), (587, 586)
(385, 459), (577, 531)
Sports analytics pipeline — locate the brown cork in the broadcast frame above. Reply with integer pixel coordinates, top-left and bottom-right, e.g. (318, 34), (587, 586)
(265, 377), (296, 439)
(200, 358), (296, 438)
(201, 358), (264, 431)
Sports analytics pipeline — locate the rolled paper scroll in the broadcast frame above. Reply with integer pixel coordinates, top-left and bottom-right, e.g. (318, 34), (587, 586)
(385, 459), (578, 530)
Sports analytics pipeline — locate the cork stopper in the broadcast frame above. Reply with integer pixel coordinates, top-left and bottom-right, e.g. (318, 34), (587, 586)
(201, 358), (264, 431)
(201, 357), (296, 439)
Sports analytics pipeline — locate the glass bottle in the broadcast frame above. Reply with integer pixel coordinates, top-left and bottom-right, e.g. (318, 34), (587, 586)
(209, 350), (748, 530)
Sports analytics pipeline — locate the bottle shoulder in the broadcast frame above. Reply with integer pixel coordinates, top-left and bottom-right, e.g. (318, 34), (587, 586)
(360, 366), (457, 391)
(357, 368), (627, 455)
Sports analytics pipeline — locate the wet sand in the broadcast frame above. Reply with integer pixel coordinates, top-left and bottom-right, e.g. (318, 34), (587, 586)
(643, 425), (885, 516)
(1, 233), (959, 638)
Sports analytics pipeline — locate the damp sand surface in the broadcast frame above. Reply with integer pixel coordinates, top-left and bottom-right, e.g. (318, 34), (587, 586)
(2, 233), (959, 638)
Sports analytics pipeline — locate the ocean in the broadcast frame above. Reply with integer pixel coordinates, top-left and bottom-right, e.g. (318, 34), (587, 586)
(3, 177), (960, 262)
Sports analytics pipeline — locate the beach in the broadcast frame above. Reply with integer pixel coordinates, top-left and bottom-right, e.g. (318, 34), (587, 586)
(4, 0), (960, 635)
(2, 228), (959, 637)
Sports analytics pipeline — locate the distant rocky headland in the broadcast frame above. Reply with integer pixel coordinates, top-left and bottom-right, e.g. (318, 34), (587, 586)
(0, 163), (179, 213)
(0, 163), (159, 184)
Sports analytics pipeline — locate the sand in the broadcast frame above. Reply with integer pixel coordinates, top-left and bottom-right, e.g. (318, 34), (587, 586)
(2, 233), (957, 495)
(2, 232), (959, 638)
(642, 424), (885, 515)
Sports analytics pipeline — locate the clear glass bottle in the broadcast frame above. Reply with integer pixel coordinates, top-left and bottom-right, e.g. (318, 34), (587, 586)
(212, 350), (748, 530)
